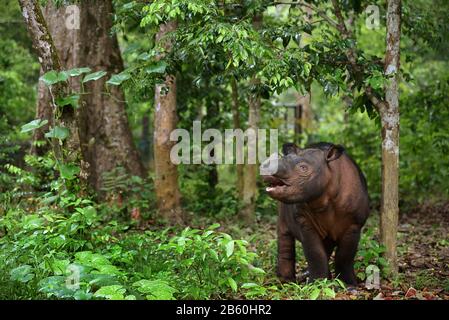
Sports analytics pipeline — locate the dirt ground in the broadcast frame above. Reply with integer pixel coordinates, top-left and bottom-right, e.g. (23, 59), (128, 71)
(336, 202), (449, 300)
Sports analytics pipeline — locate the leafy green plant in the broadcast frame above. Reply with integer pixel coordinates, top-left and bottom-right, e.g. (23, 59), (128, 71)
(242, 279), (346, 300)
(355, 227), (388, 281)
(152, 224), (265, 299)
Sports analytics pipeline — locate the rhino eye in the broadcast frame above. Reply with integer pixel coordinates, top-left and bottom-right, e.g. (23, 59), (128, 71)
(298, 164), (308, 172)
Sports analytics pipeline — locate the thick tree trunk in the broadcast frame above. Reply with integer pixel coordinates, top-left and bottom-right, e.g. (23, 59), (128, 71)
(23, 0), (144, 192)
(76, 0), (145, 193)
(153, 21), (183, 224)
(380, 0), (401, 274)
(19, 0), (79, 157)
(231, 77), (244, 199)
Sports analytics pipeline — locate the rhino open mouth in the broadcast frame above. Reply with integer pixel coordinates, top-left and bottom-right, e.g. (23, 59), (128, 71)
(262, 175), (288, 192)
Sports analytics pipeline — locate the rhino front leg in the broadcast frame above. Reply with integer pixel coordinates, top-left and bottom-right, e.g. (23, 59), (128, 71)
(277, 220), (296, 282)
(299, 224), (330, 281)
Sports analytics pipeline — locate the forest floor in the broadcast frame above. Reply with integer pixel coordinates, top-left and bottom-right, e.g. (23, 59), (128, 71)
(341, 202), (449, 300)
(195, 201), (449, 300)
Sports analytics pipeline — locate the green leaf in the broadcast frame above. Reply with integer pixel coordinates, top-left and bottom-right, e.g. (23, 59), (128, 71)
(309, 288), (320, 300)
(133, 279), (177, 300)
(63, 67), (91, 77)
(93, 264), (121, 276)
(249, 266), (265, 274)
(93, 285), (126, 300)
(323, 287), (336, 298)
(40, 70), (68, 86)
(59, 164), (80, 180)
(145, 61), (167, 74)
(50, 259), (70, 275)
(76, 206), (97, 225)
(82, 70), (107, 83)
(107, 72), (131, 86)
(75, 251), (110, 268)
(10, 265), (34, 283)
(56, 94), (80, 108)
(225, 240), (235, 257)
(335, 278), (346, 289)
(227, 277), (237, 292)
(45, 126), (70, 140)
(22, 214), (44, 230)
(74, 290), (93, 300)
(21, 119), (48, 133)
(208, 223), (220, 230)
(208, 249), (219, 261)
(241, 282), (259, 289)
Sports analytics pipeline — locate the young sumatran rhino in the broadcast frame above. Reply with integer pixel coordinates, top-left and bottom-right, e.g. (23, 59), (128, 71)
(260, 142), (370, 285)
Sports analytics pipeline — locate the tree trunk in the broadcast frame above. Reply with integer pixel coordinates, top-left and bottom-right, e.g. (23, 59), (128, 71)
(380, 0), (401, 274)
(231, 77), (244, 199)
(293, 93), (311, 143)
(241, 80), (260, 223)
(240, 13), (263, 223)
(205, 80), (219, 190)
(153, 21), (183, 224)
(23, 0), (144, 192)
(76, 0), (144, 194)
(141, 113), (151, 166)
(19, 0), (79, 157)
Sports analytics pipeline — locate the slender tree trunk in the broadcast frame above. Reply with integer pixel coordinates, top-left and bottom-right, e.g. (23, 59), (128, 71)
(231, 77), (244, 199)
(241, 14), (263, 223)
(153, 21), (183, 224)
(76, 0), (144, 194)
(380, 0), (401, 274)
(293, 93), (311, 143)
(241, 79), (260, 223)
(205, 80), (219, 190)
(141, 113), (151, 165)
(19, 0), (79, 157)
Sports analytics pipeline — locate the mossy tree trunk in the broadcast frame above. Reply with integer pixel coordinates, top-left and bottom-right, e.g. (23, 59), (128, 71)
(18, 0), (79, 157)
(26, 0), (144, 194)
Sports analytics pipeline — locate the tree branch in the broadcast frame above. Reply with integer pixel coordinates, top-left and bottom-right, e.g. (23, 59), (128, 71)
(329, 0), (388, 112)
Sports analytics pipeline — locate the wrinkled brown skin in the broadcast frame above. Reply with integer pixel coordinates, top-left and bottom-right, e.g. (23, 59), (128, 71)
(261, 142), (370, 285)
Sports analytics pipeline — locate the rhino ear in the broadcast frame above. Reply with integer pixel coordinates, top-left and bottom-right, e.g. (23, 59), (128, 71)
(282, 143), (300, 155)
(326, 144), (344, 162)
